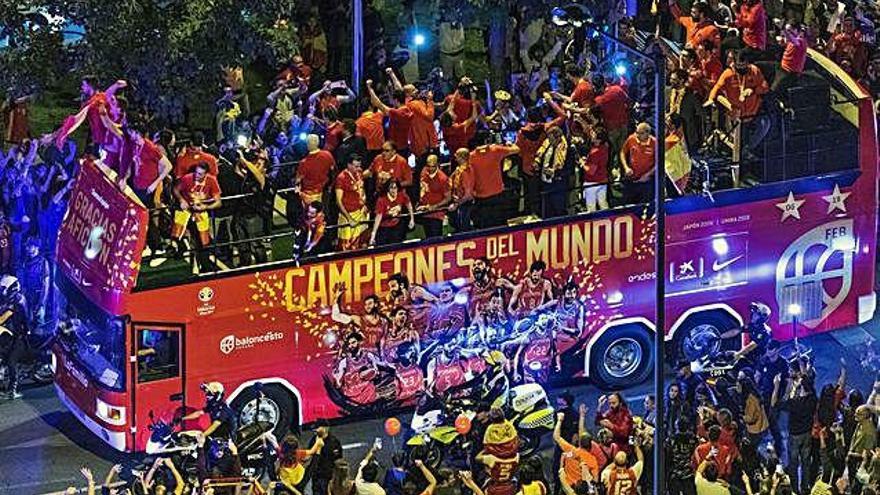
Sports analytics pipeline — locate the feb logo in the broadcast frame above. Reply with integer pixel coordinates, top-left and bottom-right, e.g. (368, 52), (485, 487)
(220, 335), (236, 355)
(198, 287), (215, 302)
(84, 226), (104, 260)
(775, 219), (854, 328)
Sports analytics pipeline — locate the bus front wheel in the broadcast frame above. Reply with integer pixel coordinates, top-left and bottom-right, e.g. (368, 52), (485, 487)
(232, 384), (296, 439)
(589, 325), (653, 389)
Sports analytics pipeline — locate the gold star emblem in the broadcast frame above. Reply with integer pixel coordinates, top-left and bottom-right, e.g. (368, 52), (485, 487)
(822, 184), (851, 213)
(776, 192), (805, 222)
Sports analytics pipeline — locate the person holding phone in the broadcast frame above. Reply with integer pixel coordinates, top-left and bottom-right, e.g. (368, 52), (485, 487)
(355, 439), (386, 495)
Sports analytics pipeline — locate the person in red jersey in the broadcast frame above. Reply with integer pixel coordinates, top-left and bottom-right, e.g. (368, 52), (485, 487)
(56, 77), (127, 153)
(516, 94), (566, 216)
(734, 0), (767, 53)
(508, 260), (554, 320)
(335, 154), (370, 252)
(356, 103), (386, 163)
(366, 141), (413, 195)
(469, 132), (519, 229)
(773, 24), (808, 95)
(365, 78), (413, 156)
(619, 122), (657, 204)
(448, 148), (475, 233)
(440, 94), (480, 158)
(416, 154), (450, 239)
(296, 134), (336, 204)
(601, 445), (644, 495)
(554, 64), (595, 108)
(581, 127), (611, 213)
(669, 0), (721, 51)
(332, 282), (390, 351)
(171, 162), (222, 271)
(174, 131), (218, 179)
(827, 17), (867, 77)
(370, 179), (414, 247)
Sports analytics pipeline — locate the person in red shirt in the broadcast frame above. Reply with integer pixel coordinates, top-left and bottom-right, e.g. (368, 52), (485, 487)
(118, 128), (173, 205)
(1, 94), (32, 144)
(469, 132), (520, 229)
(366, 141), (413, 195)
(55, 77), (127, 167)
(556, 64), (595, 108)
(581, 127), (611, 213)
(448, 148), (475, 232)
(696, 41), (724, 92)
(296, 134), (336, 204)
(356, 104), (386, 162)
(174, 132), (218, 179)
(734, 0), (767, 53)
(516, 96), (566, 216)
(335, 154), (370, 251)
(669, 0), (721, 51)
(440, 94), (480, 157)
(366, 79), (413, 155)
(293, 201), (326, 257)
(692, 425), (735, 480)
(595, 393), (634, 454)
(444, 78), (481, 145)
(416, 155), (450, 239)
(619, 123), (657, 204)
(828, 17), (867, 77)
(592, 75), (631, 153)
(276, 55), (313, 88)
(370, 179), (414, 247)
(772, 24), (808, 94)
(172, 162), (222, 266)
(384, 68), (438, 161)
(706, 50), (770, 158)
(322, 107), (344, 153)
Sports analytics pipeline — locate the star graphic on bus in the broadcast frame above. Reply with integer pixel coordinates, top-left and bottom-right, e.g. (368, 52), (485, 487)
(776, 192), (805, 222)
(822, 184), (851, 213)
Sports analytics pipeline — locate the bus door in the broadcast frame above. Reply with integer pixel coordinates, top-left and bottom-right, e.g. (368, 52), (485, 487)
(131, 323), (185, 449)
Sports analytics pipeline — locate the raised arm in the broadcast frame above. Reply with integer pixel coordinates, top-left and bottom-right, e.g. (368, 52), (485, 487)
(366, 80), (391, 114)
(415, 460), (437, 494)
(386, 67), (404, 92)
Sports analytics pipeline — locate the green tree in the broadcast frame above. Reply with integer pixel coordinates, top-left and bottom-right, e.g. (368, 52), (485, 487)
(1, 0), (301, 124)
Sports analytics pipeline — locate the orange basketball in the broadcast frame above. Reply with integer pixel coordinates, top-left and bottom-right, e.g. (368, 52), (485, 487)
(455, 414), (472, 435)
(384, 417), (401, 436)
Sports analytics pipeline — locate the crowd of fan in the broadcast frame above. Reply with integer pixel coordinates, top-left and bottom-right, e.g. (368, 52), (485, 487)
(60, 348), (880, 495)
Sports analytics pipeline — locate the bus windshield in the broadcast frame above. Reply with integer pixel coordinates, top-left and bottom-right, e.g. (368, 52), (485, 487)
(56, 273), (126, 390)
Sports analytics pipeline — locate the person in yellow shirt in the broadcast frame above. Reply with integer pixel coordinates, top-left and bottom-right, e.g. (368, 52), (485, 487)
(276, 433), (325, 493)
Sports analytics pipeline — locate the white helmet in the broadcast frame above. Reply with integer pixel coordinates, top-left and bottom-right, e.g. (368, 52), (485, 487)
(201, 381), (225, 402)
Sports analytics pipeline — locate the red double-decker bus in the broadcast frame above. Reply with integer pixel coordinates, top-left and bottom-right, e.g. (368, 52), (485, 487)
(52, 50), (877, 452)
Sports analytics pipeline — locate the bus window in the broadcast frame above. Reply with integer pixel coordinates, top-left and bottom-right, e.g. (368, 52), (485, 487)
(136, 329), (180, 383)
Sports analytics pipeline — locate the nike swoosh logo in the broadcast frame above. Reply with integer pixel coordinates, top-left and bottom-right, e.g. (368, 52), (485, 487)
(713, 254), (744, 272)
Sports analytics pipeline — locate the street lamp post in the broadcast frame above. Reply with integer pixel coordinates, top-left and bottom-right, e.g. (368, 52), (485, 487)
(651, 45), (667, 495)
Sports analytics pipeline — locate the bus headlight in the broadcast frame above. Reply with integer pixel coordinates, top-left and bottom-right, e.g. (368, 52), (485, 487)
(96, 398), (126, 426)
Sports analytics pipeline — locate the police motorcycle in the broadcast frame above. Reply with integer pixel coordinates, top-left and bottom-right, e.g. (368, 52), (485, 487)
(145, 382), (277, 479)
(0, 275), (53, 397)
(407, 351), (555, 468)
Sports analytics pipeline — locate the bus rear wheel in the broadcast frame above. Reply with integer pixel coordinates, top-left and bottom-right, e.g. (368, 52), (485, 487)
(232, 384), (296, 439)
(589, 325), (653, 389)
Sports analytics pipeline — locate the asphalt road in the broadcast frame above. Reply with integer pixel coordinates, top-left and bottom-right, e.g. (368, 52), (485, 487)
(2, 322), (879, 495)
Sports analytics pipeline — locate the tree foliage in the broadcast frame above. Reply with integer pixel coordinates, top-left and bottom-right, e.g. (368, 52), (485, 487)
(1, 0), (300, 123)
